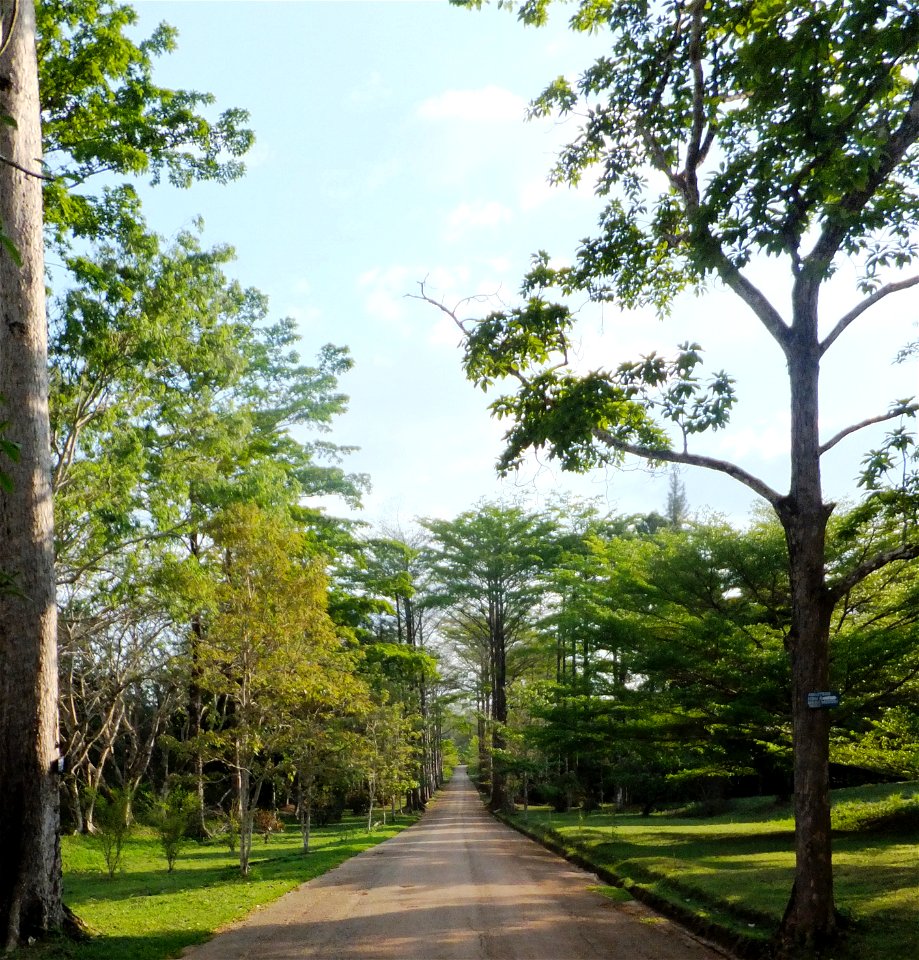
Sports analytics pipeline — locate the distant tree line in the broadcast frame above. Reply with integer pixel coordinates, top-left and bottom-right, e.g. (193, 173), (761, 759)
(423, 494), (919, 816)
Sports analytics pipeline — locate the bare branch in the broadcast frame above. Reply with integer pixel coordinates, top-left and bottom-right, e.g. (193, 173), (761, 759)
(827, 542), (919, 603)
(591, 426), (784, 505)
(821, 275), (919, 356)
(712, 252), (791, 349)
(408, 279), (495, 336)
(0, 153), (53, 181)
(820, 403), (919, 456)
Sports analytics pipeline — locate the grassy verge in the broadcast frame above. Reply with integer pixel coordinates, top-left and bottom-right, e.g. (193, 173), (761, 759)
(500, 780), (919, 959)
(16, 812), (420, 960)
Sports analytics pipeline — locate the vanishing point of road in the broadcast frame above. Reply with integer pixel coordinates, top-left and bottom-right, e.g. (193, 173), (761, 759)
(183, 766), (728, 959)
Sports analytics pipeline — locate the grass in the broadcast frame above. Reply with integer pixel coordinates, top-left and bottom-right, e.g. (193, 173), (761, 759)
(15, 812), (419, 960)
(505, 780), (919, 959)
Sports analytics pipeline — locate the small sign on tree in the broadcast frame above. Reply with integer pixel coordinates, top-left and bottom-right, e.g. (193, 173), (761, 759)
(807, 692), (840, 709)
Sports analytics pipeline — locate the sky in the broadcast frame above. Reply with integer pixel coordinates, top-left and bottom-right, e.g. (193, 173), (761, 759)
(127, 0), (919, 531)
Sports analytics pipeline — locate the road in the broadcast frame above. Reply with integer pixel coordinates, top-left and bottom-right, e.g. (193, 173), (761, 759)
(182, 767), (727, 959)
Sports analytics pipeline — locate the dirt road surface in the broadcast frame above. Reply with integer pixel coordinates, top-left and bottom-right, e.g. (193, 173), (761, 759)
(182, 767), (728, 959)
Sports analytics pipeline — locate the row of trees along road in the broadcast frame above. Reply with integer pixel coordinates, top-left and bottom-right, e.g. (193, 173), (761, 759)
(424, 497), (919, 951)
(418, 0), (919, 951)
(0, 0), (450, 948)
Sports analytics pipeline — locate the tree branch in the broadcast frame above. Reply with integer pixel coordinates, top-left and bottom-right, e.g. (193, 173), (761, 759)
(591, 426), (784, 505)
(820, 275), (919, 356)
(409, 280), (494, 336)
(711, 252), (791, 349)
(682, 0), (707, 211)
(827, 542), (919, 603)
(820, 403), (919, 456)
(808, 75), (919, 270)
(0, 153), (54, 182)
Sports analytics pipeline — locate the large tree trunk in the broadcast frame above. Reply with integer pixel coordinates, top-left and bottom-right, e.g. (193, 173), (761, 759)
(776, 297), (837, 949)
(0, 0), (63, 947)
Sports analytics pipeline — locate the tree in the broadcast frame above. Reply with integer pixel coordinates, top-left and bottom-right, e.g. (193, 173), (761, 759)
(423, 503), (557, 811)
(192, 503), (339, 877)
(665, 468), (689, 529)
(0, 0), (63, 946)
(351, 531), (444, 808)
(37, 0), (252, 252)
(438, 0), (919, 948)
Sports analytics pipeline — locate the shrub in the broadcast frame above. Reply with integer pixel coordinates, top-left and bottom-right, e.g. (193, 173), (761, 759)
(154, 789), (198, 871)
(94, 788), (133, 879)
(253, 808), (284, 844)
(222, 810), (240, 853)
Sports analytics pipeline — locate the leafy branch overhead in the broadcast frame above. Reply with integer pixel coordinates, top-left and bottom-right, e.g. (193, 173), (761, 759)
(37, 0), (254, 247)
(441, 1), (919, 504)
(417, 270), (736, 478)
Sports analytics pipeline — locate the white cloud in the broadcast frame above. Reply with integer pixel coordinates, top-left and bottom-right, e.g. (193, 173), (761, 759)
(518, 175), (558, 212)
(416, 86), (527, 124)
(444, 200), (513, 240)
(427, 313), (464, 349)
(365, 158), (403, 192)
(486, 256), (512, 274)
(518, 166), (601, 212)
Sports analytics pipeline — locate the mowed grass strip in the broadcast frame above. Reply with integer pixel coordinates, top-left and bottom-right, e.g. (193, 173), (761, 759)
(506, 780), (919, 959)
(17, 813), (419, 960)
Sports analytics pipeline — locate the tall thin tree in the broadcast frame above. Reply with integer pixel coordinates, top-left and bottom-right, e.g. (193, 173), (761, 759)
(0, 0), (63, 947)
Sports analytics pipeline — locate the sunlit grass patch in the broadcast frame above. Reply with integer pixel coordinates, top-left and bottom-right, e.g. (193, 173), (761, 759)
(506, 780), (919, 958)
(16, 813), (418, 960)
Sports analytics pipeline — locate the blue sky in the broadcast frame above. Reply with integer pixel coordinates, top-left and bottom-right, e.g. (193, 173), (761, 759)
(130, 0), (919, 529)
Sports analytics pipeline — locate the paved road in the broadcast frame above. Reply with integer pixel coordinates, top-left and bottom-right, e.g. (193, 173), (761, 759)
(183, 767), (727, 959)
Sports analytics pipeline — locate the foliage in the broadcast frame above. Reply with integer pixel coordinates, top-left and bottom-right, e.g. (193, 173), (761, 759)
(37, 0), (253, 248)
(92, 789), (133, 879)
(190, 503), (342, 875)
(423, 502), (559, 809)
(151, 789), (197, 872)
(0, 405), (20, 494)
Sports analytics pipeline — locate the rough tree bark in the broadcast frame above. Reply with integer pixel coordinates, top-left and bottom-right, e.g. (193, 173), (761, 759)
(0, 0), (63, 947)
(774, 286), (838, 946)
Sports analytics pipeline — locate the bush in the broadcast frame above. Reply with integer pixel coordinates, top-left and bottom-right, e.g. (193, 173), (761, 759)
(831, 793), (919, 834)
(220, 810), (240, 853)
(347, 791), (371, 817)
(253, 808), (284, 843)
(94, 788), (133, 879)
(313, 788), (347, 826)
(154, 789), (198, 871)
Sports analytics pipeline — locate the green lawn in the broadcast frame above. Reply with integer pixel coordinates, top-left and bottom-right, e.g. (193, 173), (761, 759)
(505, 781), (919, 959)
(16, 813), (419, 960)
